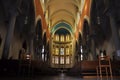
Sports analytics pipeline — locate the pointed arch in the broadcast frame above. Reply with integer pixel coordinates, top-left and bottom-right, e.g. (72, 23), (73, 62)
(35, 20), (42, 41)
(43, 32), (47, 46)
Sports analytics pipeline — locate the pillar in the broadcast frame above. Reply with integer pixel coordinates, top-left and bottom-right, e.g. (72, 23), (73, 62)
(109, 15), (120, 50)
(28, 32), (34, 60)
(2, 9), (18, 59)
(91, 38), (97, 60)
(90, 33), (97, 60)
(109, 12), (120, 60)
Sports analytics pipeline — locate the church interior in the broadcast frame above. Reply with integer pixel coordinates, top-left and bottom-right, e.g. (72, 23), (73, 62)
(0, 0), (120, 79)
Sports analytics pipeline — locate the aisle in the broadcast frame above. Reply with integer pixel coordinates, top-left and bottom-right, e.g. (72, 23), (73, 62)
(0, 73), (119, 80)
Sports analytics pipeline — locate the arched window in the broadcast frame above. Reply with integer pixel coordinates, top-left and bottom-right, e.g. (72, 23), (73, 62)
(60, 47), (64, 55)
(42, 45), (45, 61)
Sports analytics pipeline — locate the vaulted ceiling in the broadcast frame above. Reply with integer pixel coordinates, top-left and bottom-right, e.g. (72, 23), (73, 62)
(41, 0), (85, 34)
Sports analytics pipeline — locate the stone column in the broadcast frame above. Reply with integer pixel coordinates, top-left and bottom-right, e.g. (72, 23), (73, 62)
(90, 33), (97, 60)
(109, 12), (120, 60)
(109, 15), (120, 50)
(2, 9), (18, 59)
(91, 38), (96, 60)
(28, 32), (34, 60)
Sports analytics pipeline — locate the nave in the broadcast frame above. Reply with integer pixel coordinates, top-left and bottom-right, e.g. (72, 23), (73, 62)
(0, 0), (120, 79)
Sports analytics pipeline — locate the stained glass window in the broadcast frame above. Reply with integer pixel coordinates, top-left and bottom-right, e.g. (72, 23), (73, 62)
(66, 56), (70, 64)
(60, 57), (64, 64)
(66, 48), (69, 55)
(60, 48), (64, 55)
(55, 48), (59, 55)
(55, 56), (59, 64)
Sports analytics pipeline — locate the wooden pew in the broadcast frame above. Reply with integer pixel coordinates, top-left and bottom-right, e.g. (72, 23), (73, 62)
(81, 61), (98, 76)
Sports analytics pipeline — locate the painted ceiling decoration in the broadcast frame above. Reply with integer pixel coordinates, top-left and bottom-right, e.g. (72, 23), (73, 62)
(51, 22), (73, 35)
(55, 28), (70, 35)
